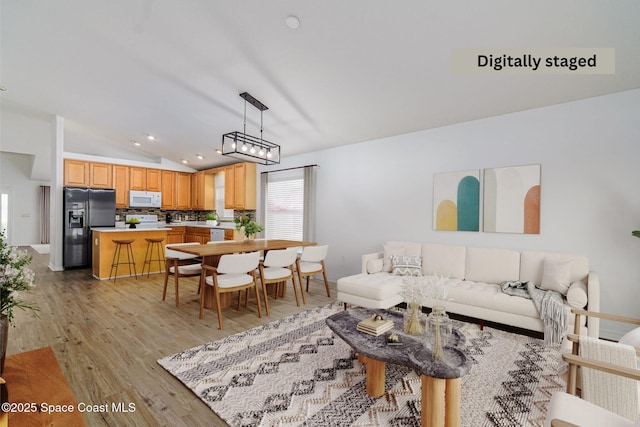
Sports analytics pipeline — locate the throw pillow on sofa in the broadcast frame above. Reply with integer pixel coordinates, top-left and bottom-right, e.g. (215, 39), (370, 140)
(366, 258), (384, 274)
(391, 255), (422, 276)
(566, 281), (588, 308)
(541, 258), (574, 295)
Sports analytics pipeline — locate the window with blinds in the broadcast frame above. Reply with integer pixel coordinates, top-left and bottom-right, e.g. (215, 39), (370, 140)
(265, 168), (304, 240)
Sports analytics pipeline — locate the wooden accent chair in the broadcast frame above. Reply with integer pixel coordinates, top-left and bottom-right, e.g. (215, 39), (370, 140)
(545, 308), (640, 427)
(259, 247), (302, 315)
(199, 251), (262, 330)
(296, 245), (330, 301)
(162, 242), (202, 307)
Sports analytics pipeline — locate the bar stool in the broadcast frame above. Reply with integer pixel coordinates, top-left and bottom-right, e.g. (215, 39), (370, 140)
(109, 239), (137, 282)
(142, 237), (165, 277)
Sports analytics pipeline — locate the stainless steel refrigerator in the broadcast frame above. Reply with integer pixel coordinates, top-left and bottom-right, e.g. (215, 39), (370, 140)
(63, 187), (116, 268)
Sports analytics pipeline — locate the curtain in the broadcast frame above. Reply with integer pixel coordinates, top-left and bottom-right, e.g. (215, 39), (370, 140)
(40, 185), (50, 244)
(303, 165), (316, 242)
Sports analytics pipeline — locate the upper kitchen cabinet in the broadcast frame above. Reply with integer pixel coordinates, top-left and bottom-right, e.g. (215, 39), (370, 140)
(112, 165), (129, 208)
(176, 172), (191, 209)
(64, 159), (113, 189)
(63, 159), (89, 187)
(146, 169), (162, 192)
(225, 163), (256, 210)
(161, 170), (176, 209)
(89, 162), (113, 188)
(129, 167), (146, 190)
(191, 171), (214, 210)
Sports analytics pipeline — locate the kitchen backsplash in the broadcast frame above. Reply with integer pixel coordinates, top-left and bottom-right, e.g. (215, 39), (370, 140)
(115, 208), (256, 222)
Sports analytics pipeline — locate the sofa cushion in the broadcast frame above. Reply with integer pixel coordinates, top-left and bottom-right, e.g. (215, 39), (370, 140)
(520, 251), (589, 287)
(391, 255), (422, 276)
(444, 279), (539, 318)
(337, 273), (404, 301)
(465, 247), (520, 284)
(366, 258), (384, 274)
(566, 280), (588, 308)
(540, 257), (574, 295)
(382, 245), (405, 272)
(421, 243), (466, 279)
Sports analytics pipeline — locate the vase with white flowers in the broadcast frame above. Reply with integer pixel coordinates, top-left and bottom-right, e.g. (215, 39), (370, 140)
(400, 274), (430, 335)
(424, 273), (451, 360)
(0, 230), (38, 373)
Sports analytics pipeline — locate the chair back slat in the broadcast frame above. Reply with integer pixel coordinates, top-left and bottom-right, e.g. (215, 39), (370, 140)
(264, 248), (298, 268)
(300, 245), (328, 262)
(218, 251), (260, 274)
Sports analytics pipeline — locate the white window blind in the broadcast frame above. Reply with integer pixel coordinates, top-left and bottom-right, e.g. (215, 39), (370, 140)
(265, 168), (304, 240)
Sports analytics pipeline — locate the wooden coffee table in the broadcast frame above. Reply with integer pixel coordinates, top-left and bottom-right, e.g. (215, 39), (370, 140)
(326, 308), (471, 427)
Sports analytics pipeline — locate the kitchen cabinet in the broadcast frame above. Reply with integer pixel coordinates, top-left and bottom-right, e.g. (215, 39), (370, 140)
(224, 162), (256, 210)
(146, 168), (162, 192)
(166, 226), (185, 244)
(191, 171), (214, 210)
(64, 159), (89, 187)
(185, 227), (210, 244)
(89, 162), (113, 188)
(112, 165), (130, 208)
(129, 167), (147, 190)
(176, 172), (191, 209)
(224, 229), (235, 241)
(161, 170), (176, 209)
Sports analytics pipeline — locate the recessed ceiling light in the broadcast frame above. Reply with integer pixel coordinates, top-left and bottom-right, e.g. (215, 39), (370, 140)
(181, 159), (188, 164)
(285, 15), (300, 29)
(215, 148), (222, 154)
(196, 154), (204, 160)
(146, 134), (156, 141)
(133, 141), (141, 146)
(0, 86), (7, 92)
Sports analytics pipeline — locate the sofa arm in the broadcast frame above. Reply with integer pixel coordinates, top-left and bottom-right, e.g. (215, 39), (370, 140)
(586, 271), (600, 338)
(361, 252), (383, 274)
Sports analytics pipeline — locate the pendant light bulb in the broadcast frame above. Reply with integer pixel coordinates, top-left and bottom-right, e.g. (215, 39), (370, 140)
(241, 143), (248, 152)
(250, 145), (256, 154)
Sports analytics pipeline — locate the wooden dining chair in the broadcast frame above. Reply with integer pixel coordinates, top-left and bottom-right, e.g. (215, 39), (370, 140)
(259, 247), (302, 314)
(162, 242), (202, 307)
(296, 245), (330, 300)
(199, 251), (262, 330)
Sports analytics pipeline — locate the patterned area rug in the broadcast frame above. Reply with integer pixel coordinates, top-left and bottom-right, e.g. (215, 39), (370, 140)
(158, 302), (566, 427)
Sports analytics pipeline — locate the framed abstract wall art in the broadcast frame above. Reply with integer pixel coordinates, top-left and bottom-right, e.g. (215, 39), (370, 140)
(483, 164), (541, 234)
(433, 169), (480, 231)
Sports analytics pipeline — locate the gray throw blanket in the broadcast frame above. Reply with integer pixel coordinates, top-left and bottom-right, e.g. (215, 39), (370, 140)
(500, 280), (566, 346)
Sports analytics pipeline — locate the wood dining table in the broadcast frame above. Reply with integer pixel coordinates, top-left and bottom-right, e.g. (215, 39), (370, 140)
(166, 239), (316, 310)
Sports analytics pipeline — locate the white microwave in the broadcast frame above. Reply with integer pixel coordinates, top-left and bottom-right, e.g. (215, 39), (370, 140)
(129, 191), (162, 208)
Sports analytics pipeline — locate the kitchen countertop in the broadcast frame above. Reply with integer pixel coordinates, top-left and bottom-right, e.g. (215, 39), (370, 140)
(164, 221), (237, 230)
(92, 226), (173, 232)
(98, 221), (237, 231)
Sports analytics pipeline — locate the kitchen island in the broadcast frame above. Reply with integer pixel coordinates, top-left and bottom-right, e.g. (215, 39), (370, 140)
(91, 227), (171, 280)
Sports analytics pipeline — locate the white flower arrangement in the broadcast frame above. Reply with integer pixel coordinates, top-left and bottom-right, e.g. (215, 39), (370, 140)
(0, 230), (38, 324)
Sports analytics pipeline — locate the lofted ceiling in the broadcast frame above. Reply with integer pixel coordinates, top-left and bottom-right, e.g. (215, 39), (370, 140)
(1, 0), (640, 170)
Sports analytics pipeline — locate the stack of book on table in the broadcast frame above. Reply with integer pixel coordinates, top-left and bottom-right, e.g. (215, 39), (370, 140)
(357, 315), (394, 336)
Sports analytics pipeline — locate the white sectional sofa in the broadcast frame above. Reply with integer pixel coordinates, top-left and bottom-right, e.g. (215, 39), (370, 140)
(336, 241), (600, 338)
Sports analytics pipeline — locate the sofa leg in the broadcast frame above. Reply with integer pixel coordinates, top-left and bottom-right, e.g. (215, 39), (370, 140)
(343, 302), (348, 311)
(479, 320), (484, 330)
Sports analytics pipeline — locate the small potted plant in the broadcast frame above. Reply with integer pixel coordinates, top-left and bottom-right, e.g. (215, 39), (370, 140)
(205, 213), (218, 226)
(125, 217), (140, 228)
(234, 216), (264, 241)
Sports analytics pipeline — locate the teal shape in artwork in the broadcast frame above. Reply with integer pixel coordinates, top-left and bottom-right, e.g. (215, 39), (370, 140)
(457, 176), (480, 231)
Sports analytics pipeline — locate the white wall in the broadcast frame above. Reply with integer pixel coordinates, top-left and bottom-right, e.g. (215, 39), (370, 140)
(0, 152), (50, 245)
(262, 89), (640, 339)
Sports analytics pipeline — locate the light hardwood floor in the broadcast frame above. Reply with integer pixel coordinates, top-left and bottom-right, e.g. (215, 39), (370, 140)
(10, 249), (337, 426)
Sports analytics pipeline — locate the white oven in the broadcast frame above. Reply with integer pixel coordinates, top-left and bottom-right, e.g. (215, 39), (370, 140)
(129, 191), (162, 208)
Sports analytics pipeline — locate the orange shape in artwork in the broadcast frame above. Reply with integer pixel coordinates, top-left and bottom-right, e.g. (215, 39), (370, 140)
(524, 185), (540, 234)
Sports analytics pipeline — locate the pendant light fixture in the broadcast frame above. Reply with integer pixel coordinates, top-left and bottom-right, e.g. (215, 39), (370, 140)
(221, 92), (280, 165)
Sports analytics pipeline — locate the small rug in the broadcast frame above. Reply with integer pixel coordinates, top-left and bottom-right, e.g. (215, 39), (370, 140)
(30, 244), (50, 254)
(158, 303), (566, 427)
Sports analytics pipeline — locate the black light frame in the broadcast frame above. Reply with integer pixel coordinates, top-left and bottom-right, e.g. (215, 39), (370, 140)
(221, 92), (280, 165)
